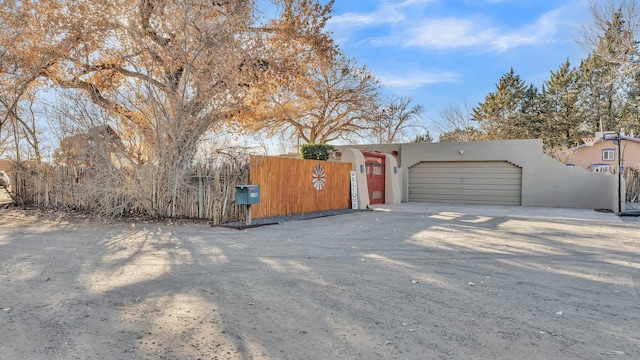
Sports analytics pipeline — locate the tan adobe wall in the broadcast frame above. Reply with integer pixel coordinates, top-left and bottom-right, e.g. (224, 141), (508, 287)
(342, 139), (620, 211)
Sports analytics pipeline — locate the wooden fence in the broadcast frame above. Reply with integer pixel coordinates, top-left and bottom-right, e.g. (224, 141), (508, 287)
(626, 167), (640, 202)
(249, 156), (352, 219)
(11, 155), (352, 223)
(13, 160), (249, 224)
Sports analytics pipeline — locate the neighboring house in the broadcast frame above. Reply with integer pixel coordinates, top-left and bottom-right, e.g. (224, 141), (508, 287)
(58, 125), (127, 167)
(564, 134), (640, 173)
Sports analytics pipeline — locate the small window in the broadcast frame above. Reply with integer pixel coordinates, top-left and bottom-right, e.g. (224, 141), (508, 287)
(602, 149), (615, 161)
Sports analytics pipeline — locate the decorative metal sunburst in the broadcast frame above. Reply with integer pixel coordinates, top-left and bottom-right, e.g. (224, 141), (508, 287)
(312, 164), (326, 190)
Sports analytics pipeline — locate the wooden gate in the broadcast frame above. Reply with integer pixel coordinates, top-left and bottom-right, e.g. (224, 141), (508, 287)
(625, 167), (640, 202)
(362, 151), (386, 205)
(249, 156), (352, 219)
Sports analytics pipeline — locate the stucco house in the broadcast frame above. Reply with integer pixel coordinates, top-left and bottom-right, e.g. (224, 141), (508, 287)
(335, 139), (623, 212)
(564, 134), (640, 173)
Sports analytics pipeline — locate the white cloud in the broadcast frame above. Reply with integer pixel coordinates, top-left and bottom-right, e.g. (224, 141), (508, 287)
(330, 12), (393, 28)
(489, 5), (581, 51)
(398, 17), (498, 49)
(329, 4), (405, 29)
(378, 70), (459, 89)
(384, 14), (554, 52)
(398, 0), (437, 7)
(329, 0), (438, 30)
(331, 1), (589, 53)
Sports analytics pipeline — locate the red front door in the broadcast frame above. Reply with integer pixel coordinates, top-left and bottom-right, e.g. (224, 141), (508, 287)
(365, 159), (385, 205)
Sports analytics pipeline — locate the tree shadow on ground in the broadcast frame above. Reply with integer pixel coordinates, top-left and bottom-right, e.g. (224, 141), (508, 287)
(0, 209), (639, 359)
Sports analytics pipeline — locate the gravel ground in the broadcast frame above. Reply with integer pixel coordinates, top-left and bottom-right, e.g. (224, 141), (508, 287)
(0, 204), (640, 360)
(1, 198), (639, 359)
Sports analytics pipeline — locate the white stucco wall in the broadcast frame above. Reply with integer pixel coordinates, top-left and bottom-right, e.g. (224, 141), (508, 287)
(340, 148), (370, 209)
(383, 154), (401, 205)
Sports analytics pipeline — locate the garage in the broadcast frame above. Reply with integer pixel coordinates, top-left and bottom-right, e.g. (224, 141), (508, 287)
(408, 161), (522, 205)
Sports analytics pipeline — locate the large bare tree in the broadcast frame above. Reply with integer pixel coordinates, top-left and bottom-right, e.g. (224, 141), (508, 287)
(369, 95), (425, 144)
(580, 0), (640, 78)
(2, 0), (336, 215)
(435, 101), (483, 142)
(0, 0), (57, 162)
(578, 1), (640, 135)
(240, 51), (381, 144)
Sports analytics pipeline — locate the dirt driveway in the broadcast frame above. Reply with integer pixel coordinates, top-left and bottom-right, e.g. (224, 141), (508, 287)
(1, 205), (639, 360)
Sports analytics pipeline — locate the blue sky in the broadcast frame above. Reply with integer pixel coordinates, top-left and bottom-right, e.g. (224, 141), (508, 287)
(326, 0), (593, 133)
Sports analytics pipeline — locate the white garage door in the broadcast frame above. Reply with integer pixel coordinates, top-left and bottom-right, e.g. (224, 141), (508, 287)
(409, 161), (522, 205)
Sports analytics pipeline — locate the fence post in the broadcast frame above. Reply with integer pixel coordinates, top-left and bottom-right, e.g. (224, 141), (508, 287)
(198, 166), (205, 218)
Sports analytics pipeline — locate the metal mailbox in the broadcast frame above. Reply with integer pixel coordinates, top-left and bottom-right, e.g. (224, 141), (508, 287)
(235, 185), (260, 205)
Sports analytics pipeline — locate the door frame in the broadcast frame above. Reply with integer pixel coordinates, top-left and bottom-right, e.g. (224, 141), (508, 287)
(362, 151), (386, 205)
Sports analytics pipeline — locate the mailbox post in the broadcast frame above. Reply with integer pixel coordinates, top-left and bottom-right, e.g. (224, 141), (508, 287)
(235, 185), (260, 225)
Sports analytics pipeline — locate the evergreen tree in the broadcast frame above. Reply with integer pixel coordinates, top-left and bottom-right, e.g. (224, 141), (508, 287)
(519, 84), (544, 140)
(472, 68), (529, 140)
(541, 59), (586, 148)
